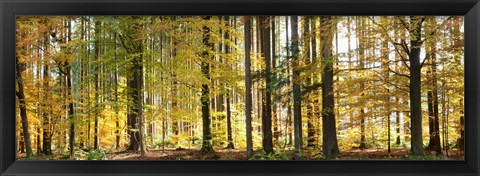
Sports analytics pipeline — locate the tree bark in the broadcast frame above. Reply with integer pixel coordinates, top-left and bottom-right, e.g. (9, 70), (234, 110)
(321, 16), (340, 159)
(304, 17), (316, 148)
(42, 30), (52, 155)
(408, 16), (425, 156)
(426, 22), (441, 154)
(16, 55), (33, 158)
(261, 16), (274, 154)
(244, 16), (254, 158)
(200, 16), (215, 155)
(291, 16), (303, 160)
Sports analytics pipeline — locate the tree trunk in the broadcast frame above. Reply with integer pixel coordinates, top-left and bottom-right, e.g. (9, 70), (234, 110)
(304, 17), (316, 148)
(122, 17), (144, 153)
(408, 16), (425, 156)
(42, 32), (52, 155)
(357, 17), (367, 150)
(321, 16), (340, 159)
(291, 16), (303, 160)
(93, 19), (101, 150)
(426, 26), (441, 154)
(261, 16), (274, 154)
(285, 16), (293, 147)
(380, 16), (391, 153)
(244, 16), (254, 158)
(200, 16), (215, 155)
(16, 55), (33, 158)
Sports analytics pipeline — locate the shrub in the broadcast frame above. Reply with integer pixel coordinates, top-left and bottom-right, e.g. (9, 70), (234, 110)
(249, 150), (289, 160)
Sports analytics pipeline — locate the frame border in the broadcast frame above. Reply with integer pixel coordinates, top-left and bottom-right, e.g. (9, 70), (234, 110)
(1, 0), (479, 176)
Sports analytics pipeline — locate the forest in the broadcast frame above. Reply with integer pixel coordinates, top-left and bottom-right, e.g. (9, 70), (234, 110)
(15, 16), (464, 160)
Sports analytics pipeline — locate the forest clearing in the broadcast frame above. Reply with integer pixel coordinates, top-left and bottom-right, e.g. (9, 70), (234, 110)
(15, 16), (464, 160)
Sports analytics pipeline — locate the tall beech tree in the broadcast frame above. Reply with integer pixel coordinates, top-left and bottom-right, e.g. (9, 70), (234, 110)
(260, 16), (274, 154)
(200, 16), (215, 154)
(321, 16), (340, 159)
(245, 16), (254, 158)
(118, 17), (146, 156)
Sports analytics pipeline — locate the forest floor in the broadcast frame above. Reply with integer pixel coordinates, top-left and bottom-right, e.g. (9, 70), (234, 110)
(18, 148), (464, 160)
(108, 148), (464, 160)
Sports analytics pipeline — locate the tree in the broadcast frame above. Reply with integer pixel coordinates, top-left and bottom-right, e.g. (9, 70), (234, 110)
(118, 17), (146, 157)
(93, 18), (101, 150)
(260, 16), (274, 154)
(16, 45), (33, 159)
(425, 17), (441, 154)
(402, 16), (426, 156)
(244, 16), (254, 158)
(321, 16), (340, 159)
(200, 16), (215, 155)
(291, 16), (303, 160)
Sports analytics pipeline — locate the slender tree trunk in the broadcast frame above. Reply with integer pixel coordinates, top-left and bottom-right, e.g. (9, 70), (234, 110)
(42, 31), (52, 155)
(271, 17), (280, 144)
(426, 25), (441, 154)
(224, 16), (235, 149)
(93, 19), (101, 150)
(114, 33), (121, 150)
(291, 16), (303, 160)
(381, 16), (391, 153)
(304, 17), (316, 148)
(244, 16), (254, 158)
(357, 17), (367, 150)
(285, 16), (293, 147)
(16, 55), (33, 158)
(311, 16), (320, 148)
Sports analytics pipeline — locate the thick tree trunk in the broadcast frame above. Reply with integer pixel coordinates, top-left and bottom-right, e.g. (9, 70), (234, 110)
(321, 16), (340, 159)
(122, 17), (144, 154)
(261, 16), (274, 154)
(200, 16), (215, 155)
(408, 16), (425, 156)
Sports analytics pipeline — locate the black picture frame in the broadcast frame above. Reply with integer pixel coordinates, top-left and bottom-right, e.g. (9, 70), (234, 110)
(1, 0), (479, 176)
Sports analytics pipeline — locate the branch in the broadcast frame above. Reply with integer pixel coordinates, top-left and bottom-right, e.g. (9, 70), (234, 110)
(420, 52), (430, 68)
(396, 16), (409, 30)
(420, 16), (427, 24)
(301, 82), (322, 96)
(388, 66), (410, 79)
(56, 62), (68, 76)
(368, 16), (410, 70)
(384, 80), (409, 92)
